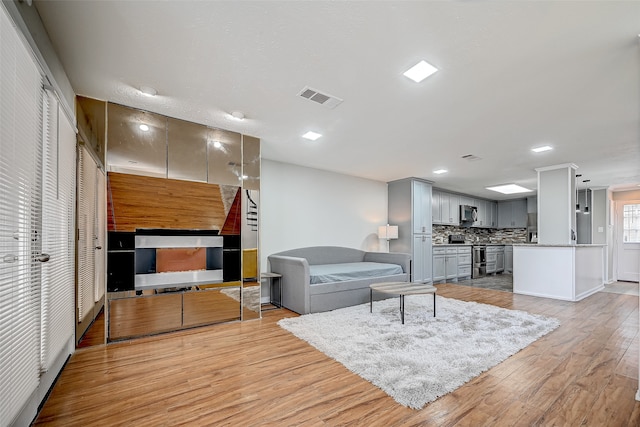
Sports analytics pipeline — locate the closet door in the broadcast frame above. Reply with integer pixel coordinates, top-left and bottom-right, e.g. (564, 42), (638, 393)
(40, 90), (76, 370)
(0, 7), (43, 424)
(77, 146), (97, 338)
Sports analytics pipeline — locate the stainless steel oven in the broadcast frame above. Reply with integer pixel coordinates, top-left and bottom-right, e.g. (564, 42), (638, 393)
(472, 245), (486, 279)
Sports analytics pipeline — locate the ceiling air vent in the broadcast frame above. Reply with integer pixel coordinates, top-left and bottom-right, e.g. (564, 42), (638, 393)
(462, 154), (482, 162)
(298, 86), (343, 109)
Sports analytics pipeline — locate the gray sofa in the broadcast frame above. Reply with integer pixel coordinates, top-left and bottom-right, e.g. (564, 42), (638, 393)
(268, 246), (411, 314)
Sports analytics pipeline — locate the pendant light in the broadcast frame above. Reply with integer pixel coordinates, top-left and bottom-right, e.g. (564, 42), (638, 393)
(583, 180), (590, 215)
(575, 174), (582, 213)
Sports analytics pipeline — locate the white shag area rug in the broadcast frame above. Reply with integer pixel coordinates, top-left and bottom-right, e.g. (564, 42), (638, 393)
(278, 295), (559, 409)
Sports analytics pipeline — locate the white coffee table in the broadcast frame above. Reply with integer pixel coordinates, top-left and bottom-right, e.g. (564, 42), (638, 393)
(369, 282), (437, 324)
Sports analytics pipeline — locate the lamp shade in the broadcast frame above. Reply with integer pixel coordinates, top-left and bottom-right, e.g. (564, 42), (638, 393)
(378, 224), (398, 240)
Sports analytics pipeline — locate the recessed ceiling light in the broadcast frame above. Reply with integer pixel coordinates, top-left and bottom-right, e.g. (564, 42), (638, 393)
(433, 169), (448, 174)
(212, 141), (222, 149)
(531, 145), (553, 153)
(486, 184), (533, 195)
(241, 175), (249, 180)
(140, 86), (157, 97)
(139, 124), (149, 131)
(403, 60), (438, 83)
(302, 131), (322, 141)
(230, 111), (245, 121)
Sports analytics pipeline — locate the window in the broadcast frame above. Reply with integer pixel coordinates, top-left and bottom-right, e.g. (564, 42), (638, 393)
(623, 204), (640, 243)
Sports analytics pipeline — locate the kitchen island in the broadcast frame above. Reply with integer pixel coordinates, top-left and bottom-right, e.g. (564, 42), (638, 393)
(512, 244), (605, 301)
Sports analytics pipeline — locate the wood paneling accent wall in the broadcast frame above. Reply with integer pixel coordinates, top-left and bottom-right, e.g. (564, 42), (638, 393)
(107, 172), (228, 232)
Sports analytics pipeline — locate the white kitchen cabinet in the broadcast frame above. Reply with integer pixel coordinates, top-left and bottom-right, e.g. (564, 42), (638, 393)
(457, 246), (472, 279)
(498, 199), (528, 228)
(442, 193), (459, 225)
(459, 196), (474, 207)
(432, 190), (459, 225)
(432, 249), (446, 282)
(474, 199), (490, 228)
(496, 251), (504, 272)
(432, 190), (442, 224)
(486, 246), (505, 274)
(490, 202), (498, 228)
(445, 249), (458, 280)
(412, 180), (432, 234)
(413, 234), (433, 283)
(432, 246), (471, 283)
(505, 245), (513, 273)
(389, 178), (433, 284)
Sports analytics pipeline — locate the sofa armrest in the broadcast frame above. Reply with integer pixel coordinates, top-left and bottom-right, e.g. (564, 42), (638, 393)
(364, 252), (411, 275)
(267, 255), (311, 314)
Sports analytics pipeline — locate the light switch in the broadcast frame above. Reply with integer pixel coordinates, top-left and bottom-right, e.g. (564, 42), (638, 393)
(598, 226), (604, 233)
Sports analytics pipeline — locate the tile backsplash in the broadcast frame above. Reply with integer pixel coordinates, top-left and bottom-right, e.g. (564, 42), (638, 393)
(433, 225), (527, 244)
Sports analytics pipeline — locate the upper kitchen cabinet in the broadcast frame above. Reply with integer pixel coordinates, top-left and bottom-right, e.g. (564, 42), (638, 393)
(412, 180), (433, 234)
(498, 199), (528, 228)
(472, 199), (497, 228)
(474, 199), (487, 227)
(432, 189), (459, 225)
(489, 201), (498, 228)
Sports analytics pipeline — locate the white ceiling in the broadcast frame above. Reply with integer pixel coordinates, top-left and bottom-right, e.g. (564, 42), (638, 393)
(34, 1), (640, 200)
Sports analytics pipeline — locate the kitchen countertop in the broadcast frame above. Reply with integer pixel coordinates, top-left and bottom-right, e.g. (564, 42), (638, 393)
(512, 243), (606, 247)
(433, 243), (524, 246)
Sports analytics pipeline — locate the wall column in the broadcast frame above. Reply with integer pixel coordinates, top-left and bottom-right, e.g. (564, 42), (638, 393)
(535, 163), (578, 245)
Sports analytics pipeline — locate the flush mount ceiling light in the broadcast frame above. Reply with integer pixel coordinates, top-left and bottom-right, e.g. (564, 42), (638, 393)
(433, 169), (448, 174)
(486, 184), (533, 195)
(139, 124), (150, 132)
(403, 60), (438, 83)
(531, 145), (553, 153)
(140, 86), (157, 97)
(229, 111), (245, 121)
(302, 131), (322, 141)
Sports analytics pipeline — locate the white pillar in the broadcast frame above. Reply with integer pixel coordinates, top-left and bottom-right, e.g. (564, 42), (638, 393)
(535, 163), (578, 245)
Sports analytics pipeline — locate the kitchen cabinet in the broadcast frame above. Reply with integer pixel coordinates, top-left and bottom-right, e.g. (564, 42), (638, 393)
(496, 251), (504, 272)
(474, 199), (494, 228)
(432, 189), (460, 225)
(432, 190), (442, 224)
(413, 234), (433, 283)
(498, 199), (528, 228)
(445, 249), (458, 280)
(432, 246), (471, 283)
(412, 180), (432, 234)
(505, 245), (513, 273)
(489, 202), (498, 228)
(432, 249), (446, 282)
(457, 246), (472, 279)
(486, 246), (505, 274)
(389, 178), (433, 284)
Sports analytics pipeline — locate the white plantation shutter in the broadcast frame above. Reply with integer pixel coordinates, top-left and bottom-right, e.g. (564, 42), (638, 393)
(40, 89), (76, 371)
(0, 6), (44, 425)
(77, 145), (96, 322)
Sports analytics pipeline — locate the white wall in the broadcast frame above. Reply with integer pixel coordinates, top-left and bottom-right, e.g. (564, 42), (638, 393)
(260, 160), (388, 272)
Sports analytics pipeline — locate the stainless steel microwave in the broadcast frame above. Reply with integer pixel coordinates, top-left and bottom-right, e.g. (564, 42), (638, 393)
(460, 205), (478, 224)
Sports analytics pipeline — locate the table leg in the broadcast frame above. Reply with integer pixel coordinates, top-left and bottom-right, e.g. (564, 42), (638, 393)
(400, 294), (405, 324)
(433, 293), (436, 317)
(370, 288), (373, 313)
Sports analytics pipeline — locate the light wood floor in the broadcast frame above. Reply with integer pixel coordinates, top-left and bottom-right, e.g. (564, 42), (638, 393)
(35, 284), (640, 426)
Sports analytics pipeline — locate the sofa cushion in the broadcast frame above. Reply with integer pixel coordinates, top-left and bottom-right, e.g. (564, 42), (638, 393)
(309, 262), (404, 284)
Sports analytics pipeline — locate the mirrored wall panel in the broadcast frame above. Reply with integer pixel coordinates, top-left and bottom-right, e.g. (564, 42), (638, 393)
(107, 103), (167, 178)
(241, 135), (260, 320)
(168, 117), (208, 182)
